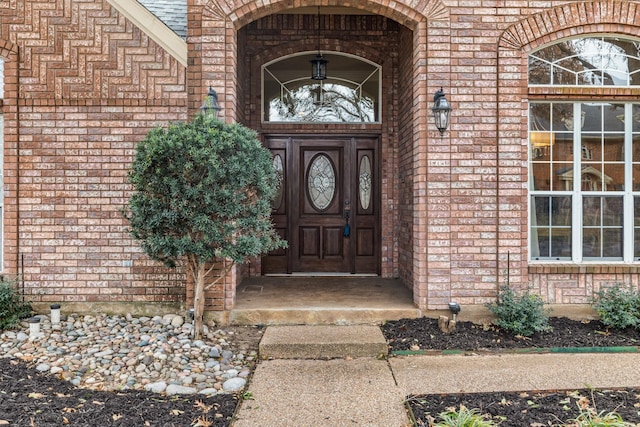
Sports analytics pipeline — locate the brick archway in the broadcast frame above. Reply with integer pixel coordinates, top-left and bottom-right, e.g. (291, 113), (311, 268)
(205, 0), (448, 29)
(500, 1), (640, 52)
(185, 0), (453, 310)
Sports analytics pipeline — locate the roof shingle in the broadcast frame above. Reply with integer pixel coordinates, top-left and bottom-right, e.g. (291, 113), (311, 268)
(137, 0), (187, 40)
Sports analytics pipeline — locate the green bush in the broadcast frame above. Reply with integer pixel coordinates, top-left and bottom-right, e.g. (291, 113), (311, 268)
(434, 405), (498, 427)
(593, 284), (640, 330)
(486, 284), (550, 337)
(0, 278), (32, 330)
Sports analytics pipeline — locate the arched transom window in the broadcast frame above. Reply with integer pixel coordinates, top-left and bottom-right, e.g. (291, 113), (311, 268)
(529, 36), (640, 86)
(528, 35), (640, 263)
(262, 52), (381, 123)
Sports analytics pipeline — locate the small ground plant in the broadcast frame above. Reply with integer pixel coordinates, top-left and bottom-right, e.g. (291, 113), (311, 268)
(592, 283), (640, 330)
(486, 284), (550, 337)
(566, 408), (635, 427)
(0, 277), (32, 330)
(432, 405), (498, 427)
(564, 392), (636, 427)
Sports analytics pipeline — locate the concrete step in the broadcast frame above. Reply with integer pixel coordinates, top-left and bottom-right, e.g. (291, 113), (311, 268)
(259, 325), (388, 359)
(229, 307), (422, 326)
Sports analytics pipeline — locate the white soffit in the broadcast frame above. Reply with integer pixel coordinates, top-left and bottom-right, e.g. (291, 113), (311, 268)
(107, 0), (187, 67)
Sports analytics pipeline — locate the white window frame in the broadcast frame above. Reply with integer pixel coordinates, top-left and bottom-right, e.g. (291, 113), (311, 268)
(529, 101), (639, 263)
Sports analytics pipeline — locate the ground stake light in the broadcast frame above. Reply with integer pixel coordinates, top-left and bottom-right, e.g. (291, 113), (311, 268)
(448, 301), (461, 321)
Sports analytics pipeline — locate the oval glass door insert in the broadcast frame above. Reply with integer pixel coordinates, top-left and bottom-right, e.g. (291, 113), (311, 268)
(359, 155), (372, 210)
(307, 154), (336, 211)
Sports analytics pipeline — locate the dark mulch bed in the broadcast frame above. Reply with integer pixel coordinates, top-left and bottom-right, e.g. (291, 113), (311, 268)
(0, 357), (237, 427)
(408, 388), (640, 426)
(382, 316), (640, 352)
(383, 317), (640, 425)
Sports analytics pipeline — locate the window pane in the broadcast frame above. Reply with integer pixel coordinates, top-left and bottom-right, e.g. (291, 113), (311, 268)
(552, 196), (572, 226)
(633, 106), (640, 190)
(582, 196), (623, 259)
(634, 197), (640, 258)
(583, 196), (601, 226)
(530, 104), (575, 191)
(582, 103), (626, 192)
(552, 104), (574, 131)
(603, 229), (623, 257)
(603, 164), (625, 191)
(528, 56), (551, 85)
(603, 196), (623, 226)
(582, 228), (600, 257)
(531, 196), (572, 259)
(552, 133), (573, 160)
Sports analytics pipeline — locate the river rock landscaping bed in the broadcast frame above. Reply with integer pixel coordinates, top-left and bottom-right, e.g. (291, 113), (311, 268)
(0, 313), (263, 426)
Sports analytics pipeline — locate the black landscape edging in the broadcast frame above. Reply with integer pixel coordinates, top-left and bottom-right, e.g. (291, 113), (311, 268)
(391, 345), (639, 356)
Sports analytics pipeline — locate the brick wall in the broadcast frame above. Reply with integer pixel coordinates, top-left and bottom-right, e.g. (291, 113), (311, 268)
(397, 26), (414, 288)
(1, 0), (195, 307)
(4, 0), (640, 313)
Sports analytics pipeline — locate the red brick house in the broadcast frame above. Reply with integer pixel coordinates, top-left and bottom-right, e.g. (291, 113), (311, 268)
(2, 0), (640, 320)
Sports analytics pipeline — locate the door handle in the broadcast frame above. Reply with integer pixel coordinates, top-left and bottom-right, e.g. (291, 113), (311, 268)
(343, 200), (351, 237)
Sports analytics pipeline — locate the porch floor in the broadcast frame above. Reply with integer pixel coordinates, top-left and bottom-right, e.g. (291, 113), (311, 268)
(229, 276), (422, 325)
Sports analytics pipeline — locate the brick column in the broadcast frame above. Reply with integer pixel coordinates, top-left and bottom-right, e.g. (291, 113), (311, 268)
(423, 18), (453, 310)
(1, 48), (19, 276)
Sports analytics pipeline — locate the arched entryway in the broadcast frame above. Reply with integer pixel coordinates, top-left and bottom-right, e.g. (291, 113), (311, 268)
(187, 0), (450, 311)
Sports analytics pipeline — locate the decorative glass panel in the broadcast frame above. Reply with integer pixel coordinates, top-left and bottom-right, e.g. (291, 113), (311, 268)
(529, 37), (640, 87)
(359, 155), (372, 210)
(307, 154), (336, 211)
(272, 154), (284, 210)
(263, 53), (381, 123)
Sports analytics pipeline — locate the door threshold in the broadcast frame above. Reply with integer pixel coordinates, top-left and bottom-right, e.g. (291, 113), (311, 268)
(264, 273), (378, 277)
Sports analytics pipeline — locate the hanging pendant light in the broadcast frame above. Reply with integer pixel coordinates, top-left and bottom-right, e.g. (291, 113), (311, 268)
(310, 6), (327, 80)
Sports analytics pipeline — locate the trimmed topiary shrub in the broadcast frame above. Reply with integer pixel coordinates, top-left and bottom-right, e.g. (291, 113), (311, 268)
(593, 283), (640, 330)
(0, 278), (32, 330)
(486, 284), (551, 337)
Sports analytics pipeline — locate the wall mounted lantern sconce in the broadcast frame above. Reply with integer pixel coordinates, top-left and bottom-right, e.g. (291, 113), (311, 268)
(199, 86), (222, 118)
(310, 6), (327, 80)
(432, 87), (452, 135)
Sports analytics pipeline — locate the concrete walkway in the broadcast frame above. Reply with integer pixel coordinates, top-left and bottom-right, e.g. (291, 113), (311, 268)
(233, 326), (640, 426)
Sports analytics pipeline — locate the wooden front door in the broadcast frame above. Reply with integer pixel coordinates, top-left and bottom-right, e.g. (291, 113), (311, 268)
(263, 135), (379, 274)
